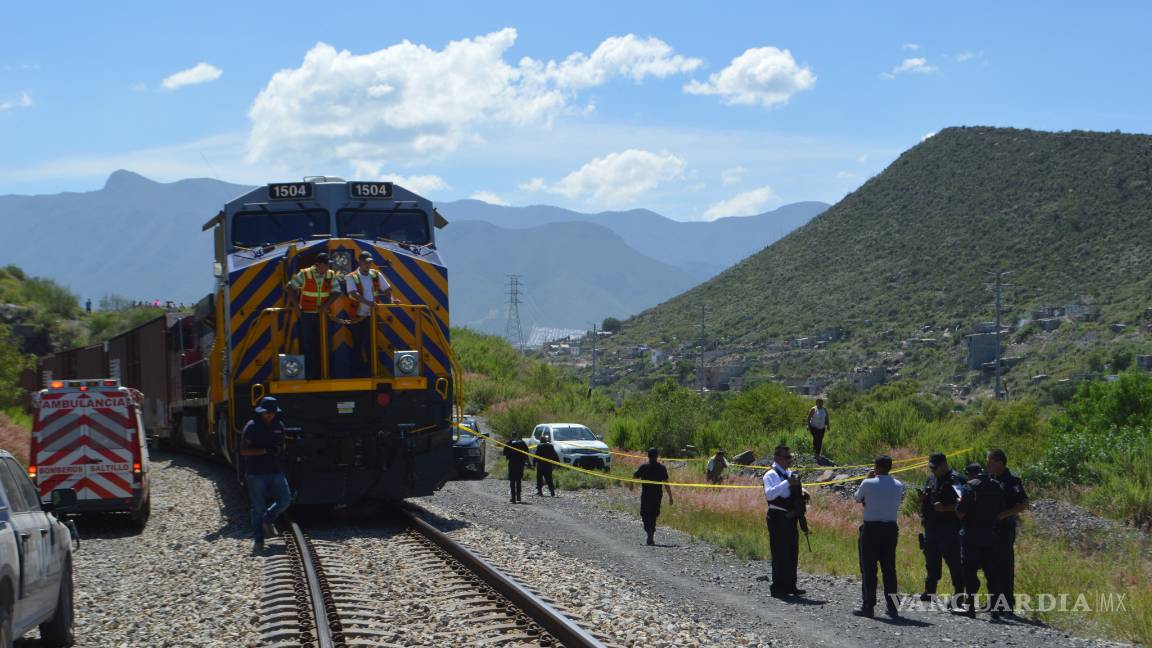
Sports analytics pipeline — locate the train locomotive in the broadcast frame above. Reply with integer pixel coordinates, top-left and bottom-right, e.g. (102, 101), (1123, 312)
(41, 177), (460, 505)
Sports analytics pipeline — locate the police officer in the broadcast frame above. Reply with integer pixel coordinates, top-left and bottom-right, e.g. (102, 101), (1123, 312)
(987, 448), (1028, 615)
(918, 452), (964, 604)
(630, 448), (673, 546)
(503, 431), (530, 503)
(286, 253), (339, 379)
(535, 433), (559, 496)
(763, 445), (806, 597)
(852, 455), (905, 618)
(955, 464), (1005, 618)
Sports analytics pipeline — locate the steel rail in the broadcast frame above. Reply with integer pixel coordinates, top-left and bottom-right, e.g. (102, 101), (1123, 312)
(287, 521), (338, 648)
(399, 505), (606, 648)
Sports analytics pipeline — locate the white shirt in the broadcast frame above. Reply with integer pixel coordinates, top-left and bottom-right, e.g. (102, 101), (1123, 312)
(853, 475), (906, 522)
(809, 407), (828, 429)
(763, 463), (794, 511)
(347, 271), (382, 317)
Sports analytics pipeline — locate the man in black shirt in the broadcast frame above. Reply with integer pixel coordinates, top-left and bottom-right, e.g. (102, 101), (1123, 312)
(631, 448), (673, 545)
(919, 452), (964, 603)
(240, 397), (293, 552)
(503, 431), (530, 503)
(955, 466), (1005, 618)
(535, 433), (560, 496)
(988, 448), (1029, 615)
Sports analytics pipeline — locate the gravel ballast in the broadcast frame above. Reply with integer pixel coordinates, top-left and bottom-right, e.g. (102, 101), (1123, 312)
(43, 452), (260, 648)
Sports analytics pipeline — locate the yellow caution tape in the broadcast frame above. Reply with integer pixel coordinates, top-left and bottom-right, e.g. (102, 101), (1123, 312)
(456, 423), (971, 490)
(609, 448), (930, 472)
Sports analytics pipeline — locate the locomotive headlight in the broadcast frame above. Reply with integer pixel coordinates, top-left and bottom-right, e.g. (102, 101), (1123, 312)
(394, 350), (420, 377)
(279, 354), (306, 380)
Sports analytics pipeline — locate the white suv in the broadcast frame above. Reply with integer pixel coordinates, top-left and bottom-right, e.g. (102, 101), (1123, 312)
(0, 450), (77, 646)
(526, 424), (611, 471)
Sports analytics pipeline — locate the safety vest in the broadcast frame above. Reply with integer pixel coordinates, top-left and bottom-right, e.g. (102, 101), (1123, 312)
(292, 266), (336, 312)
(347, 268), (389, 302)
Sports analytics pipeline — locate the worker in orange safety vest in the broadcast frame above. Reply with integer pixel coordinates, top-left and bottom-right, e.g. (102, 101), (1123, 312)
(286, 253), (339, 378)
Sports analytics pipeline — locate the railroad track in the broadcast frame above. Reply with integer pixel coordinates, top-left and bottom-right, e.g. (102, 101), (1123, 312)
(257, 507), (610, 647)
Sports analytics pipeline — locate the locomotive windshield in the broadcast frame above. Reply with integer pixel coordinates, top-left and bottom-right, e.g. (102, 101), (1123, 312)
(337, 209), (430, 245)
(232, 209), (330, 247)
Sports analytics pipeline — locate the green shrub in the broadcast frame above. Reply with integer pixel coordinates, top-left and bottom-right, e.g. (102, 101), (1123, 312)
(1082, 432), (1152, 529)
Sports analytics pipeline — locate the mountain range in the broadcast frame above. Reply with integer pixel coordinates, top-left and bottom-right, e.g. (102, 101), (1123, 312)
(0, 171), (825, 334)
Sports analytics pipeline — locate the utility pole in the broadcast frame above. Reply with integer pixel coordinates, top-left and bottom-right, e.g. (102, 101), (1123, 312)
(590, 323), (597, 392)
(990, 270), (1012, 401)
(697, 303), (706, 394)
(504, 274), (524, 354)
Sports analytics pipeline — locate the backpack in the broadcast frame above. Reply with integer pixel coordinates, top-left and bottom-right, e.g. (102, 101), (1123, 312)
(967, 476), (1006, 523)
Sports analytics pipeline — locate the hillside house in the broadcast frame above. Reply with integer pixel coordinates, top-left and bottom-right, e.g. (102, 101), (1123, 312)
(1038, 318), (1062, 332)
(1137, 355), (1152, 371)
(965, 333), (999, 370)
(850, 367), (886, 390)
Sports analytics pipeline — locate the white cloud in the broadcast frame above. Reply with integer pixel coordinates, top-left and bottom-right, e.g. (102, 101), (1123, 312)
(856, 154), (868, 163)
(0, 92), (32, 111)
(684, 46), (815, 107)
(246, 30), (699, 168)
(350, 160), (450, 194)
(836, 171), (859, 179)
(720, 166), (747, 186)
(882, 58), (938, 79)
(703, 185), (778, 220)
(520, 34), (701, 89)
(162, 63), (223, 90)
(525, 149), (686, 208)
(903, 43), (921, 51)
(921, 131), (937, 142)
(954, 50), (985, 63)
(469, 190), (509, 206)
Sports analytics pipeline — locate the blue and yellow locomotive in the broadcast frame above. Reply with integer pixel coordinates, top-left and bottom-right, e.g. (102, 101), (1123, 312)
(198, 177), (458, 504)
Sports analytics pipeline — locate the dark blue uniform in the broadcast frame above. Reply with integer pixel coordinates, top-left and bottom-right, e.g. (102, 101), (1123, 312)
(993, 469), (1028, 612)
(956, 475), (1003, 613)
(921, 471), (964, 597)
(504, 439), (530, 503)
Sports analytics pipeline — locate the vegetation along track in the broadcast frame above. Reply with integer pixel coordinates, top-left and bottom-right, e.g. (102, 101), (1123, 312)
(257, 508), (611, 647)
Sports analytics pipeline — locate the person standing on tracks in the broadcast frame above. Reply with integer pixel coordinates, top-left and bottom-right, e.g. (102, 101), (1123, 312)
(346, 251), (396, 374)
(987, 448), (1028, 616)
(630, 448), (673, 546)
(806, 398), (830, 460)
(240, 397), (292, 553)
(852, 455), (906, 618)
(286, 252), (339, 379)
(535, 433), (559, 497)
(918, 452), (964, 605)
(763, 445), (807, 597)
(504, 431), (530, 503)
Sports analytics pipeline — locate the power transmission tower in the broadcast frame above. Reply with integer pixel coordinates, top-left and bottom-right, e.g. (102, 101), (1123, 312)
(590, 323), (598, 392)
(697, 304), (707, 394)
(505, 274), (525, 354)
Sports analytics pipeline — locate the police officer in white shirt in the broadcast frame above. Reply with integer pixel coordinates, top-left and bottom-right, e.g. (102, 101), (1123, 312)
(763, 445), (808, 597)
(852, 455), (906, 618)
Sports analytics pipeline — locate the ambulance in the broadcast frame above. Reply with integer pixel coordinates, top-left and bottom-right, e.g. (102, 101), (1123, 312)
(28, 379), (152, 527)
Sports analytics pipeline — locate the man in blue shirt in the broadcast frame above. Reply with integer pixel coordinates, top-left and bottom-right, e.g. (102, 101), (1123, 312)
(241, 397), (293, 552)
(852, 455), (906, 618)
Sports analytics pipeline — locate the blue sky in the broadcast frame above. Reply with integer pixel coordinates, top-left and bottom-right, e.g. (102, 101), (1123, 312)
(2, 1), (1149, 220)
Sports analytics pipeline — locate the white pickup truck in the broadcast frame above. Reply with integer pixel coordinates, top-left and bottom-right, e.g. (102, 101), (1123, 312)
(0, 449), (77, 647)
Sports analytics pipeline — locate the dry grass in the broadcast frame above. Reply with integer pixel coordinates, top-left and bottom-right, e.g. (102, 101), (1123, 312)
(0, 411), (31, 465)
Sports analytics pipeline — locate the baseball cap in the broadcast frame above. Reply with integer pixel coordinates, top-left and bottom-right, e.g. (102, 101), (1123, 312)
(965, 462), (982, 476)
(315, 252), (330, 264)
(359, 250), (373, 260)
(928, 452), (948, 469)
(255, 396), (282, 414)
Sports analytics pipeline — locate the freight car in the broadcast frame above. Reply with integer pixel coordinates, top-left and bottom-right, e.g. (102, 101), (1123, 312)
(39, 178), (460, 507)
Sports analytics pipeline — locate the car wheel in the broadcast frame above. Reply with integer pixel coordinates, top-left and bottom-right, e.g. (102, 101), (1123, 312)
(131, 496), (151, 530)
(39, 558), (76, 646)
(0, 604), (13, 648)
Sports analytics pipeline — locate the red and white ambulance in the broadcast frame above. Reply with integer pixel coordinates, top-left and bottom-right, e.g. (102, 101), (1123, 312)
(28, 379), (152, 527)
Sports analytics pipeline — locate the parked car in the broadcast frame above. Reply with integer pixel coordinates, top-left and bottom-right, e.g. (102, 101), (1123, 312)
(0, 450), (78, 647)
(29, 379), (152, 528)
(526, 423), (611, 470)
(451, 417), (487, 479)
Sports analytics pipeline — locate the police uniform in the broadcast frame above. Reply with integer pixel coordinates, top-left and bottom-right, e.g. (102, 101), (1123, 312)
(535, 440), (559, 496)
(921, 470), (964, 598)
(853, 472), (905, 616)
(993, 469), (1028, 612)
(763, 464), (801, 596)
(956, 474), (1004, 616)
(503, 438), (530, 503)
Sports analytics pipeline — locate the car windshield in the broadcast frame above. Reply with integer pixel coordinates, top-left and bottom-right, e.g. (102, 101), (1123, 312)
(457, 430), (475, 441)
(232, 210), (330, 247)
(337, 209), (430, 245)
(551, 426), (596, 442)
